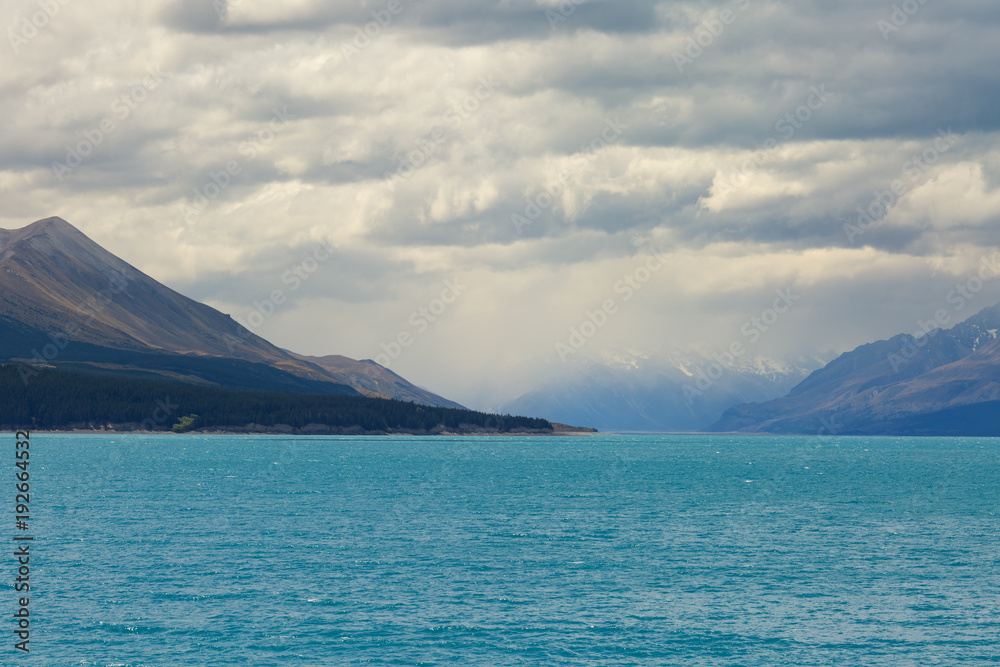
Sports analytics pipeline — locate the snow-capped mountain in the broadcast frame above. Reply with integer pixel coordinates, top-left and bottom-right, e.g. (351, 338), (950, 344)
(498, 349), (829, 432)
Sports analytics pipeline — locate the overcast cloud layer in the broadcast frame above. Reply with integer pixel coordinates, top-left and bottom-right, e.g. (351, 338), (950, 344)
(3, 0), (1000, 407)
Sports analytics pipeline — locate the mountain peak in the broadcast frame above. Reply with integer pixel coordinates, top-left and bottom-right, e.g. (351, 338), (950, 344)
(23, 215), (74, 231)
(3, 215), (75, 236)
(0, 216), (95, 256)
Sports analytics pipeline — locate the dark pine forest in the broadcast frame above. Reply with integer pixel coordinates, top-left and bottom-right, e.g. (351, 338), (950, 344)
(0, 365), (551, 433)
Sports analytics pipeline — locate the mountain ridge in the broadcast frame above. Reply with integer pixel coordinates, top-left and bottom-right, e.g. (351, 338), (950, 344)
(291, 353), (467, 409)
(710, 301), (1000, 435)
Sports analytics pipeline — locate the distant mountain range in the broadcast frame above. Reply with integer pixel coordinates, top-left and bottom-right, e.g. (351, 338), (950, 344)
(500, 351), (827, 432)
(5, 217), (997, 436)
(502, 303), (1000, 436)
(710, 302), (1000, 435)
(0, 217), (460, 409)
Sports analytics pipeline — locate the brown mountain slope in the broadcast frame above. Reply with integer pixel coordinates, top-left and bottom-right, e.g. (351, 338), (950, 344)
(1, 217), (460, 407)
(877, 336), (1000, 412)
(0, 217), (312, 371)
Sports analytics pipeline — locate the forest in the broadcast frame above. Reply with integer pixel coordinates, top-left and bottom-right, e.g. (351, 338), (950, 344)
(0, 365), (552, 434)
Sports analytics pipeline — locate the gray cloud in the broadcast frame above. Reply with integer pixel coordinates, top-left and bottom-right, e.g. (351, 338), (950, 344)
(163, 0), (665, 41)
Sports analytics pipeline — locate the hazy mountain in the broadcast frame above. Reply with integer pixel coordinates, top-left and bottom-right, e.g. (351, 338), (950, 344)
(0, 217), (458, 407)
(710, 302), (1000, 435)
(499, 350), (826, 432)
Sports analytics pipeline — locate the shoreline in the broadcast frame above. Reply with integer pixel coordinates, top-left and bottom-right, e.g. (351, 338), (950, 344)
(13, 426), (598, 437)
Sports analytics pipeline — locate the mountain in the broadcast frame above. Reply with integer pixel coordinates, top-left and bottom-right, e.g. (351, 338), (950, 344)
(0, 217), (457, 407)
(499, 350), (826, 432)
(292, 353), (466, 409)
(1, 218), (296, 364)
(710, 302), (1000, 435)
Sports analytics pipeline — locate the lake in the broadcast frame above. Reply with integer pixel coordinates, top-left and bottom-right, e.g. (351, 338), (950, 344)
(21, 434), (1000, 665)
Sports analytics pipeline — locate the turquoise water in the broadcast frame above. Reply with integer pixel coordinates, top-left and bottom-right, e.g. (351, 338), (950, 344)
(18, 434), (1000, 665)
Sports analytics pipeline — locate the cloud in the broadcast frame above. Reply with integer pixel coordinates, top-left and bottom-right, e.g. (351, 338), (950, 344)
(161, 0), (226, 33)
(169, 0), (665, 42)
(3, 0), (1000, 405)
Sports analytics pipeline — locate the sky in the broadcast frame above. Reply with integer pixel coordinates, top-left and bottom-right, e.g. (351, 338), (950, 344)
(3, 0), (1000, 408)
